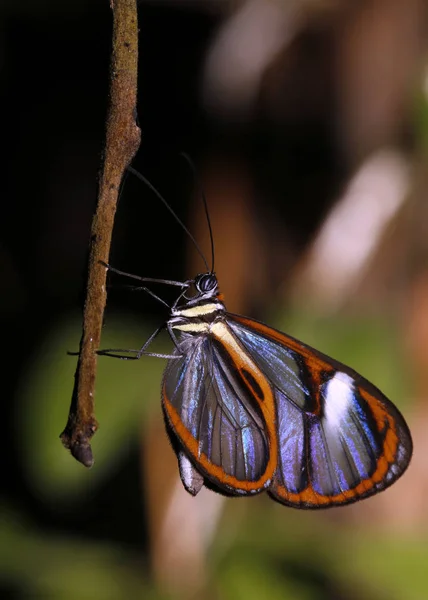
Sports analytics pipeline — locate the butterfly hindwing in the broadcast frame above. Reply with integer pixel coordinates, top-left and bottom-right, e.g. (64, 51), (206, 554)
(228, 314), (412, 508)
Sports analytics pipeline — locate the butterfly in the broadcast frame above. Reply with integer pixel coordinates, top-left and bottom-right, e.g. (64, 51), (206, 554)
(102, 164), (413, 509)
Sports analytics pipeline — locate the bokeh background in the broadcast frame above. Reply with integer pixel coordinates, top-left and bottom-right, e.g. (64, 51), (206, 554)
(2, 0), (428, 598)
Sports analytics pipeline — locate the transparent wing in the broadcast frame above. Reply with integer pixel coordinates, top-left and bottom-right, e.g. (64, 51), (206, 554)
(228, 314), (413, 508)
(162, 334), (276, 495)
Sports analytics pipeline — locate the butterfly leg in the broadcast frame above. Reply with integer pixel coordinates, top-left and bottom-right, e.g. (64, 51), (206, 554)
(171, 284), (192, 310)
(97, 324), (180, 360)
(166, 321), (184, 353)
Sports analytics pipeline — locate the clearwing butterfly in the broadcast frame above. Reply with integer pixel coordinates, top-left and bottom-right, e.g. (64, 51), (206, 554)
(101, 164), (412, 509)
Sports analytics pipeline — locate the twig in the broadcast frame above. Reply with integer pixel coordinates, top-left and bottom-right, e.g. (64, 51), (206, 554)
(60, 0), (141, 467)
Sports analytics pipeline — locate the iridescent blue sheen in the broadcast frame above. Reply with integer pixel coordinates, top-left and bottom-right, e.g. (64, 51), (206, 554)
(228, 319), (388, 496)
(274, 390), (305, 493)
(163, 333), (268, 483)
(309, 420), (339, 495)
(228, 319), (310, 410)
(162, 303), (412, 505)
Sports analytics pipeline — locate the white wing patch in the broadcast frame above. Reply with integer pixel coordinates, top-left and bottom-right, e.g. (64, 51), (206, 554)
(322, 371), (355, 427)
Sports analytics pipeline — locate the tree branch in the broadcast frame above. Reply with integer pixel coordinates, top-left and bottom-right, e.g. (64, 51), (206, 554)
(60, 0), (141, 467)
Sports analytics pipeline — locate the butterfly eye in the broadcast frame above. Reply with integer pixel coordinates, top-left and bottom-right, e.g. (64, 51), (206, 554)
(196, 273), (217, 293)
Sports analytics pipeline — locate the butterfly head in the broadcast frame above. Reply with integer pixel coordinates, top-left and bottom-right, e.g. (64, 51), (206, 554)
(194, 272), (218, 296)
(173, 272), (223, 313)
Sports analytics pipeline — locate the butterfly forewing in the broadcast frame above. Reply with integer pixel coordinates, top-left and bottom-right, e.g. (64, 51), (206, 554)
(162, 330), (278, 495)
(228, 314), (412, 507)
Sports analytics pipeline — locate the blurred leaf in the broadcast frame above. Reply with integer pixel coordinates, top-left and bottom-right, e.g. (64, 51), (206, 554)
(16, 313), (165, 506)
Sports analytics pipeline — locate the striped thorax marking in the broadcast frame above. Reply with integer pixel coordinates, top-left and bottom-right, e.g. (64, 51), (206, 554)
(173, 321), (211, 333)
(172, 302), (224, 318)
(170, 301), (225, 333)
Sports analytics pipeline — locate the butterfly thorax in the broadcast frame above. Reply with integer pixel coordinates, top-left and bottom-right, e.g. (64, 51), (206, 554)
(169, 272), (226, 334)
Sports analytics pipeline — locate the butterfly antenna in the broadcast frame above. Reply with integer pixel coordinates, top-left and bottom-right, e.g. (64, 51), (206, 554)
(179, 153), (215, 273)
(127, 165), (210, 273)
